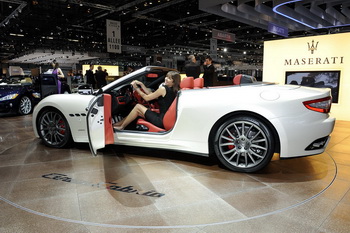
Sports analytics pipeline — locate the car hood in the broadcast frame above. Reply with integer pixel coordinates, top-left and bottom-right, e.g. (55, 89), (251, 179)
(0, 84), (22, 97)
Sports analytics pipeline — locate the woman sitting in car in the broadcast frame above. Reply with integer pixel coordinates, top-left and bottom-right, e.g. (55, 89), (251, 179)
(113, 71), (180, 130)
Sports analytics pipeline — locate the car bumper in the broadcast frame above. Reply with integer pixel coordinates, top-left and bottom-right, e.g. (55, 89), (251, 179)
(0, 100), (17, 113)
(277, 116), (336, 158)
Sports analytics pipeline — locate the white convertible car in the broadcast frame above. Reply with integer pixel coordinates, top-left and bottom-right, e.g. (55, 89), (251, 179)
(32, 66), (335, 172)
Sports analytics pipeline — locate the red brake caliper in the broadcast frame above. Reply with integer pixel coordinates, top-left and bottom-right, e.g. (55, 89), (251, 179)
(58, 120), (65, 135)
(228, 135), (235, 150)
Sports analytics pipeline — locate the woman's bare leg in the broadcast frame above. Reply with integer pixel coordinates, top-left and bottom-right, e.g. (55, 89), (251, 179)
(113, 118), (125, 127)
(114, 104), (147, 130)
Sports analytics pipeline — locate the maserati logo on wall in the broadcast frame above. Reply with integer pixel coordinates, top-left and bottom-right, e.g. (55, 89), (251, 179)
(308, 40), (319, 54)
(284, 38), (344, 66)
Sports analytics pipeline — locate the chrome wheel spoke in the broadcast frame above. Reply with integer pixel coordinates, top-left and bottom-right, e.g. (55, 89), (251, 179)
(252, 138), (265, 143)
(236, 152), (241, 164)
(249, 149), (264, 159)
(225, 128), (236, 140)
(244, 152), (248, 167)
(221, 135), (234, 142)
(250, 144), (267, 150)
(227, 151), (238, 161)
(223, 148), (236, 155)
(247, 152), (257, 164)
(220, 142), (235, 147)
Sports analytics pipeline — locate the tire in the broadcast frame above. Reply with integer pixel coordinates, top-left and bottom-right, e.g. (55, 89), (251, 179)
(37, 109), (73, 148)
(18, 96), (32, 115)
(213, 116), (275, 173)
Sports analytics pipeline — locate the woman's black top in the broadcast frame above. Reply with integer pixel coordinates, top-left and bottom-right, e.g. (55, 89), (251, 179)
(144, 85), (176, 128)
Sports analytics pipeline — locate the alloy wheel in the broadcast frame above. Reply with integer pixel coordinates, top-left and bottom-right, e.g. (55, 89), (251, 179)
(214, 116), (274, 172)
(19, 96), (32, 115)
(38, 110), (72, 147)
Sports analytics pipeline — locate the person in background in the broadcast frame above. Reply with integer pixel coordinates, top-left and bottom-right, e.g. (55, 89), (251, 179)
(202, 56), (215, 87)
(113, 71), (181, 131)
(124, 66), (134, 76)
(184, 55), (200, 79)
(51, 60), (66, 94)
(85, 64), (96, 89)
(95, 66), (107, 89)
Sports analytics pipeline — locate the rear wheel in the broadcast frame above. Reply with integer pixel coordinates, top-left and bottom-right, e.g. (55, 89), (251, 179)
(213, 116), (275, 173)
(37, 109), (73, 148)
(18, 96), (32, 115)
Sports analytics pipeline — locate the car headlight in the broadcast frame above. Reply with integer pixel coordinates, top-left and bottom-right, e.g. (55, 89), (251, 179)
(32, 92), (41, 98)
(0, 93), (19, 101)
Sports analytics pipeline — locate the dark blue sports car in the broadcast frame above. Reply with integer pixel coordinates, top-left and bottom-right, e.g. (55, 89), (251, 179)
(0, 75), (41, 115)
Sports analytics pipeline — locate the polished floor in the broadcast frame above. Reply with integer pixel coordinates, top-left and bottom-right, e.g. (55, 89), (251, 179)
(0, 114), (350, 233)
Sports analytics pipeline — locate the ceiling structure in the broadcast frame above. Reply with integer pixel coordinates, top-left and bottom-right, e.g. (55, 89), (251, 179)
(0, 0), (350, 66)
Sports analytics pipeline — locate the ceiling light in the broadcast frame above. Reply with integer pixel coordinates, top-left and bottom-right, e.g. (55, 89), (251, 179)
(9, 33), (24, 37)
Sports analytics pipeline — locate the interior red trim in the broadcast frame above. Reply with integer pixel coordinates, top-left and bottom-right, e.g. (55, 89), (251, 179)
(104, 94), (114, 145)
(116, 96), (126, 105)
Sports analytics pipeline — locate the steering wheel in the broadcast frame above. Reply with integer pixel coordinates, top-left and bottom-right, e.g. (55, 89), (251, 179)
(132, 85), (149, 106)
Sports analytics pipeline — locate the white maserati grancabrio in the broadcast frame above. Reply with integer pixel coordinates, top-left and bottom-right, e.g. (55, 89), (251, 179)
(32, 66), (335, 172)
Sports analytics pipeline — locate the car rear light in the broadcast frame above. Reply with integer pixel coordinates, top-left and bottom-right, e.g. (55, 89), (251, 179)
(303, 96), (332, 113)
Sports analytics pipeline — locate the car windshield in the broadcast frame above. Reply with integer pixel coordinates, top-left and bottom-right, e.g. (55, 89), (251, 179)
(106, 70), (169, 94)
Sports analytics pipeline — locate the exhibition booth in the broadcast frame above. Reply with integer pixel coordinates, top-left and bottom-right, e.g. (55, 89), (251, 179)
(263, 32), (350, 121)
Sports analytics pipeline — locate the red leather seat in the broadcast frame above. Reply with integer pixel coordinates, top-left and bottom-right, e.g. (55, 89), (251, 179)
(136, 97), (178, 132)
(194, 77), (204, 89)
(135, 76), (195, 132)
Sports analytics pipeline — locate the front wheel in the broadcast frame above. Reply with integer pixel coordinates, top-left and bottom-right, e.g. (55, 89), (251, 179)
(18, 96), (32, 115)
(37, 109), (73, 148)
(213, 116), (275, 173)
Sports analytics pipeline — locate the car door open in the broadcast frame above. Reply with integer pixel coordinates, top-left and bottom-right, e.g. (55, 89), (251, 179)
(86, 93), (114, 156)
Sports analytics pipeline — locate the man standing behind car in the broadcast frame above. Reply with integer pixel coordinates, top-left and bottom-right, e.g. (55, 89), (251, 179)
(95, 66), (107, 89)
(185, 55), (200, 79)
(202, 56), (215, 87)
(85, 64), (96, 89)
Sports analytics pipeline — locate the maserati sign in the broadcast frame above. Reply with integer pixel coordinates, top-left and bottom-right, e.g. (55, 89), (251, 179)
(212, 29), (235, 42)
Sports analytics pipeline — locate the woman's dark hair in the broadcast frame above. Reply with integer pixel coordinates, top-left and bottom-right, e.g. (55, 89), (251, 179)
(167, 71), (181, 92)
(52, 60), (59, 69)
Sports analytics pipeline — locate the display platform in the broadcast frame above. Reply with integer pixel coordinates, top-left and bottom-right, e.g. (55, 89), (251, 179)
(0, 115), (349, 233)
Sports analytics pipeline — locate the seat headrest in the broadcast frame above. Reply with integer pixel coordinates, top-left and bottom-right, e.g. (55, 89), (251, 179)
(194, 77), (204, 88)
(180, 76), (194, 89)
(233, 74), (242, 85)
(233, 74), (257, 85)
